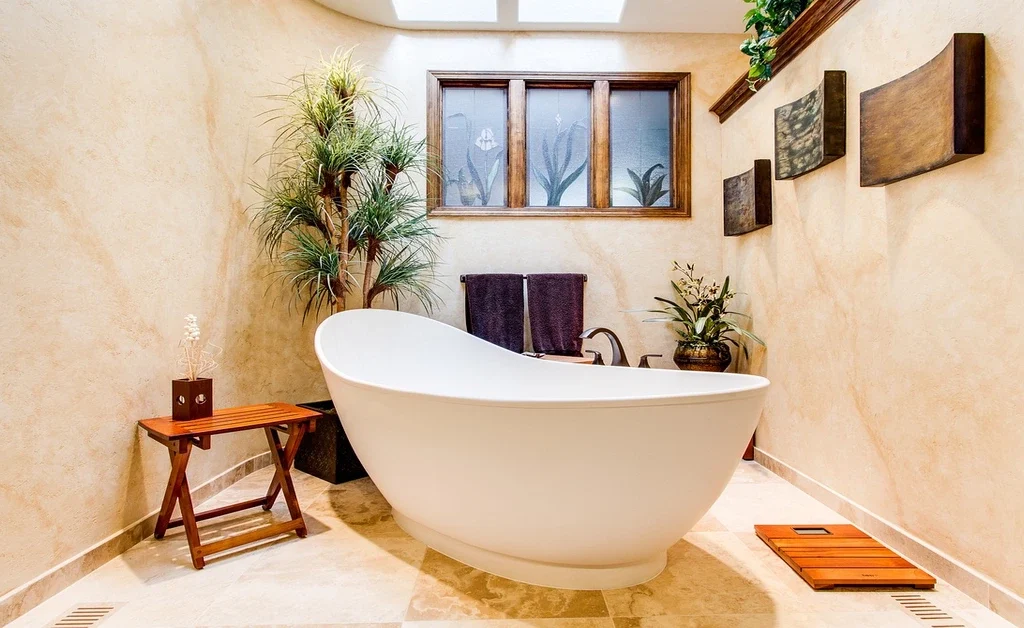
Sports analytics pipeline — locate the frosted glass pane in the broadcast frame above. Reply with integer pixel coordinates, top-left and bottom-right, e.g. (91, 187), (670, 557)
(611, 90), (672, 207)
(527, 89), (590, 207)
(443, 87), (507, 207)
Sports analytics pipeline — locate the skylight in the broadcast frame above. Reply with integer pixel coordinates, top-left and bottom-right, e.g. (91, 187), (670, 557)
(519, 0), (625, 23)
(391, 0), (497, 22)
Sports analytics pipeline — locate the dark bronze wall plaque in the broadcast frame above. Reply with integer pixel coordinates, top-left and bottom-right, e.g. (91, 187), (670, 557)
(724, 160), (773, 236)
(860, 33), (985, 187)
(775, 71), (847, 180)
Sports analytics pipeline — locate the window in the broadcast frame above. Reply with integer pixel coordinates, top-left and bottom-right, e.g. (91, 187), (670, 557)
(610, 89), (673, 208)
(527, 88), (590, 207)
(427, 72), (691, 217)
(442, 87), (508, 207)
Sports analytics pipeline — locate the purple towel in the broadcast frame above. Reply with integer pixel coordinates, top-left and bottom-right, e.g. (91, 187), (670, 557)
(527, 274), (586, 356)
(464, 274), (525, 353)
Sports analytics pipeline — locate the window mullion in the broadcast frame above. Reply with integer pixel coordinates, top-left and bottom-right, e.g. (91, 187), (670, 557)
(508, 79), (527, 208)
(591, 81), (611, 208)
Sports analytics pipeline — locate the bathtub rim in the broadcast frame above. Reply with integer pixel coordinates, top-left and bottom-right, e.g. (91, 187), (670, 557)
(315, 311), (769, 410)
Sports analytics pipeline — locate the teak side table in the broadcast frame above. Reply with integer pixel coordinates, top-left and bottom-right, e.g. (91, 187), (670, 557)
(138, 402), (319, 569)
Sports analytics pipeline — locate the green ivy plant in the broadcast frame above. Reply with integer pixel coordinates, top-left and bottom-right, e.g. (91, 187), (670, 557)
(740, 0), (812, 91)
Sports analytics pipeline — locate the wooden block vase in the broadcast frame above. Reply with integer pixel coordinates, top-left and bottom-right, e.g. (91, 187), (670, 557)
(172, 378), (213, 421)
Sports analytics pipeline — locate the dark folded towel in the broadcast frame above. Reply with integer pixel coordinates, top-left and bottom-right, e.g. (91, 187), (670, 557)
(527, 274), (586, 356)
(464, 274), (525, 353)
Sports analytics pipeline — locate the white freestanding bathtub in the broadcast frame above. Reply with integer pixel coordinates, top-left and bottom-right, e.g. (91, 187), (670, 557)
(315, 309), (769, 589)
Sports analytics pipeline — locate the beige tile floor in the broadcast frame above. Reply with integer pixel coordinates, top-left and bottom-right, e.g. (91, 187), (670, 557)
(8, 462), (1016, 628)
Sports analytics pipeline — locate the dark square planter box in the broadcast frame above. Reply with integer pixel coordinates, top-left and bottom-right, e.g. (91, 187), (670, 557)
(295, 400), (368, 484)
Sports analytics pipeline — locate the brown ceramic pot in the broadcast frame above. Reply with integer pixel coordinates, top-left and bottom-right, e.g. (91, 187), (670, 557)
(673, 343), (732, 372)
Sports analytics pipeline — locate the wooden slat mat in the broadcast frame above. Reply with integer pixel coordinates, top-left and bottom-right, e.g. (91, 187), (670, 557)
(755, 524), (936, 590)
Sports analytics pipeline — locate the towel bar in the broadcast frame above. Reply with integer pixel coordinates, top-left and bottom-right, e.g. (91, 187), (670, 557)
(459, 274), (587, 283)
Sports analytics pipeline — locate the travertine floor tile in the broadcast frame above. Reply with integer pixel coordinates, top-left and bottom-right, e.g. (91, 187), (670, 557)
(602, 532), (798, 618)
(7, 464), (1014, 628)
(405, 550), (608, 621)
(201, 624), (400, 628)
(195, 531), (425, 625)
(404, 620), (615, 627)
(707, 481), (848, 533)
(307, 478), (410, 538)
(611, 611), (921, 627)
(729, 461), (787, 484)
(960, 607), (1023, 628)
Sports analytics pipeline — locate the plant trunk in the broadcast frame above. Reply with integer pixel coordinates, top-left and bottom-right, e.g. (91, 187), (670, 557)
(361, 240), (378, 309)
(361, 168), (397, 309)
(334, 175), (352, 313)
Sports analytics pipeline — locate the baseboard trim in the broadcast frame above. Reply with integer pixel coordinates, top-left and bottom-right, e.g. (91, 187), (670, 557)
(0, 451), (273, 626)
(754, 447), (1024, 627)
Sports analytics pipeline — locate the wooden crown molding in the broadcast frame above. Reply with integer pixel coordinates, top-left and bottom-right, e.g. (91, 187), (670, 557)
(710, 0), (863, 123)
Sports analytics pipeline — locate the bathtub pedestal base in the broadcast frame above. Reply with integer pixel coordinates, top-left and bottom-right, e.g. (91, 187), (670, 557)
(393, 510), (667, 590)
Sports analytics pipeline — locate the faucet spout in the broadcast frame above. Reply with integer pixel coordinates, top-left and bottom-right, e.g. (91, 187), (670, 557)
(579, 327), (630, 367)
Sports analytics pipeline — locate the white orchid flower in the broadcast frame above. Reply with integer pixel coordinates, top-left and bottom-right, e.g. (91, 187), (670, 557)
(475, 128), (498, 151)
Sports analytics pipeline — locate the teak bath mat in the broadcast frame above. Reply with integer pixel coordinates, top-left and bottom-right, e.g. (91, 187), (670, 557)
(755, 524), (936, 590)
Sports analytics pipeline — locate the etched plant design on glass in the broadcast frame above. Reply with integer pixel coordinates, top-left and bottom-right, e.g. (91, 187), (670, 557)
(533, 114), (589, 206)
(616, 164), (669, 207)
(445, 114), (504, 206)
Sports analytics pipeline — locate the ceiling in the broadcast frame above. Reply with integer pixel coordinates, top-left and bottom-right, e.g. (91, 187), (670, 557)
(312, 0), (751, 34)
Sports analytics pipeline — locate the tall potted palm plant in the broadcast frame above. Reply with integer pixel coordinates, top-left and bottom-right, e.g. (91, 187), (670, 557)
(251, 50), (441, 482)
(253, 49), (440, 317)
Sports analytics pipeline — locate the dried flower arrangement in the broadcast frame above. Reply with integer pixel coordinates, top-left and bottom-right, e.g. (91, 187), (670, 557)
(172, 314), (220, 420)
(178, 314), (219, 381)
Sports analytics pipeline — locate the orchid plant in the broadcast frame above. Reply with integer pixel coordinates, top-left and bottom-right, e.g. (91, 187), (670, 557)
(639, 263), (765, 358)
(178, 315), (219, 381)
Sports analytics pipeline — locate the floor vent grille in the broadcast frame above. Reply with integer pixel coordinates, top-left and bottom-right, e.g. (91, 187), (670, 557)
(49, 604), (120, 628)
(893, 593), (971, 628)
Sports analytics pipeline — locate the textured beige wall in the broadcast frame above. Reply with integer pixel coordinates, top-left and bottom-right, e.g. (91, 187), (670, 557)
(0, 0), (744, 597)
(721, 0), (1024, 596)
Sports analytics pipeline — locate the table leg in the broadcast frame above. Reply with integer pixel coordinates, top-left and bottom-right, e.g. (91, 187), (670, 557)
(152, 439), (205, 568)
(154, 439), (191, 540)
(263, 423), (307, 511)
(263, 423), (308, 537)
(176, 461), (205, 569)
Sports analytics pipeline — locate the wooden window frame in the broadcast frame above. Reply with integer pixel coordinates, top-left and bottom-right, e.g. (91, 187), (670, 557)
(426, 71), (692, 218)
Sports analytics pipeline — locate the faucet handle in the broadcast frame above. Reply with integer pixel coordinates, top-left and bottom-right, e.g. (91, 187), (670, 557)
(585, 350), (604, 366)
(638, 354), (663, 368)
